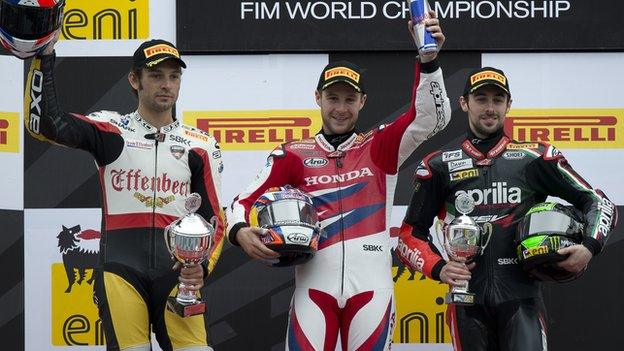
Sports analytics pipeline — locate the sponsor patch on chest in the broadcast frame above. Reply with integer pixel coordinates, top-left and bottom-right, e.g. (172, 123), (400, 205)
(303, 157), (328, 168)
(447, 159), (474, 172)
(442, 149), (463, 161)
(502, 151), (525, 160)
(125, 139), (153, 150)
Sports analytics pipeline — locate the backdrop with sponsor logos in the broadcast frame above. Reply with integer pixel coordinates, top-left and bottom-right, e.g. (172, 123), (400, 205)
(1, 1), (624, 351)
(177, 0), (624, 52)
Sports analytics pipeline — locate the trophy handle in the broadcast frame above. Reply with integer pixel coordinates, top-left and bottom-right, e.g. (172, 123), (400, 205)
(435, 219), (446, 245)
(209, 215), (218, 234)
(163, 224), (174, 259)
(435, 219), (451, 259)
(480, 222), (493, 253)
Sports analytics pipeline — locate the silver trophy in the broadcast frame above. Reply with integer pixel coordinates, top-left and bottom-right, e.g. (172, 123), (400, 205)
(441, 193), (492, 305)
(164, 193), (216, 317)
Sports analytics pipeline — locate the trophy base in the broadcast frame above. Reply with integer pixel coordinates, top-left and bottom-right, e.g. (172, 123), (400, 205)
(166, 296), (206, 317)
(445, 291), (475, 306)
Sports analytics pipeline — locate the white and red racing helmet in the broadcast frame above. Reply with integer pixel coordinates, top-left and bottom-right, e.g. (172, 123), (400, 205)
(250, 186), (322, 267)
(0, 0), (65, 59)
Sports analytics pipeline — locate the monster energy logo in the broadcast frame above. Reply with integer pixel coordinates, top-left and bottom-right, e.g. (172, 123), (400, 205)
(548, 236), (561, 250)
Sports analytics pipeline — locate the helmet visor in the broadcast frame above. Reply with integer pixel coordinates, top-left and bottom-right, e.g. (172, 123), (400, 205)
(521, 210), (582, 237)
(257, 199), (319, 228)
(0, 1), (64, 40)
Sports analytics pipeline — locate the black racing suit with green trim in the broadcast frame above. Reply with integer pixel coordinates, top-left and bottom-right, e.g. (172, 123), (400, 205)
(396, 132), (617, 350)
(24, 53), (226, 349)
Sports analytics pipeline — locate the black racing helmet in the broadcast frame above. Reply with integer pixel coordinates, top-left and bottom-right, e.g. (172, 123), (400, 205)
(515, 202), (585, 283)
(0, 0), (65, 58)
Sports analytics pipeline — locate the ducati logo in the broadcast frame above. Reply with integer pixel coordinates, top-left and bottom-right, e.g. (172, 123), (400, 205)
(170, 145), (185, 159)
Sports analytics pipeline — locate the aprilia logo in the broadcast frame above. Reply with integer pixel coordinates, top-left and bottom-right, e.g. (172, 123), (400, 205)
(304, 167), (373, 186)
(596, 197), (615, 238)
(456, 182), (521, 205)
(396, 240), (424, 271)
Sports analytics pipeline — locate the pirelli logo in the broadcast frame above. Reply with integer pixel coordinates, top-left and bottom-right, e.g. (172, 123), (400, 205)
(325, 67), (360, 82)
(0, 112), (19, 153)
(504, 109), (624, 149)
(144, 44), (179, 59)
(470, 70), (506, 85)
(60, 0), (149, 40)
(183, 110), (322, 150)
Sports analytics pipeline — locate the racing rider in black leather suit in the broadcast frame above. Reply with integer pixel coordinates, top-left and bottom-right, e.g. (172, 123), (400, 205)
(396, 67), (617, 351)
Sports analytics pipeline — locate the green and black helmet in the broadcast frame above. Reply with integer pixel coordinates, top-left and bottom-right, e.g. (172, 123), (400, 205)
(515, 202), (585, 283)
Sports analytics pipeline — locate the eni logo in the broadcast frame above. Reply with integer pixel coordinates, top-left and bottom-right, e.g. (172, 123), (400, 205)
(61, 0), (149, 40)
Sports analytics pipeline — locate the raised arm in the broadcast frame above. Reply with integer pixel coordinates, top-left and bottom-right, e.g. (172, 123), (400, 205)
(370, 14), (451, 174)
(24, 33), (123, 166)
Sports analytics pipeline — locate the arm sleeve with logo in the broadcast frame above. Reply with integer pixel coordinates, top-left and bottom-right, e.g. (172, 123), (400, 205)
(24, 52), (124, 166)
(189, 137), (225, 275)
(397, 152), (447, 280)
(525, 145), (618, 255)
(227, 146), (304, 245)
(370, 60), (451, 174)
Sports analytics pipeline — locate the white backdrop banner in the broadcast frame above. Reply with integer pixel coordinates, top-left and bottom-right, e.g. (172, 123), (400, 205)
(0, 56), (23, 210)
(484, 52), (624, 205)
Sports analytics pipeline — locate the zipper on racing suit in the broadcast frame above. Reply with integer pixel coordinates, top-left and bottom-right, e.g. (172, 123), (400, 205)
(481, 166), (494, 304)
(150, 131), (162, 269)
(334, 154), (346, 299)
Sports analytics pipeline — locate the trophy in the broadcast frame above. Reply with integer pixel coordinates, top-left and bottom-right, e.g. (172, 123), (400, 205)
(441, 193), (492, 305)
(164, 193), (216, 317)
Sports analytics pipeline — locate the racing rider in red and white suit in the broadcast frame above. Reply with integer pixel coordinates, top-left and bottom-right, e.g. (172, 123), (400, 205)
(228, 18), (451, 351)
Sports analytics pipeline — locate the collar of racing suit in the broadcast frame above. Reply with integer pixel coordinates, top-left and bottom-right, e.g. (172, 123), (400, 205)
(133, 111), (181, 133)
(467, 127), (505, 155)
(317, 128), (359, 149)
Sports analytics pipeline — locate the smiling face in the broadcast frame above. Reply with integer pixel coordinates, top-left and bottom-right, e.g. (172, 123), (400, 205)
(460, 85), (512, 139)
(129, 59), (182, 114)
(315, 82), (367, 135)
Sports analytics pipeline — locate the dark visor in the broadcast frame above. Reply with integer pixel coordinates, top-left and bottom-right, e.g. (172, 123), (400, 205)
(0, 1), (64, 40)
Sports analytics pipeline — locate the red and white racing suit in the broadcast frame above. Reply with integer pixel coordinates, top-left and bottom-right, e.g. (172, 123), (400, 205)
(228, 61), (451, 351)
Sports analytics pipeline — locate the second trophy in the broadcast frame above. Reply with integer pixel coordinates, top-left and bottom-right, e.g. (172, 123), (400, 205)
(164, 193), (216, 317)
(441, 193), (492, 305)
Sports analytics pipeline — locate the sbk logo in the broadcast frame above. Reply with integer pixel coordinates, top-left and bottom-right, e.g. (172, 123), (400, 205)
(498, 258), (518, 265)
(363, 244), (383, 252)
(303, 157), (328, 168)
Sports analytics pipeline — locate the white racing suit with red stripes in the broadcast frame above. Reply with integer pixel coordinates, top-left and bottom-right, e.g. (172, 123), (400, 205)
(228, 61), (451, 350)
